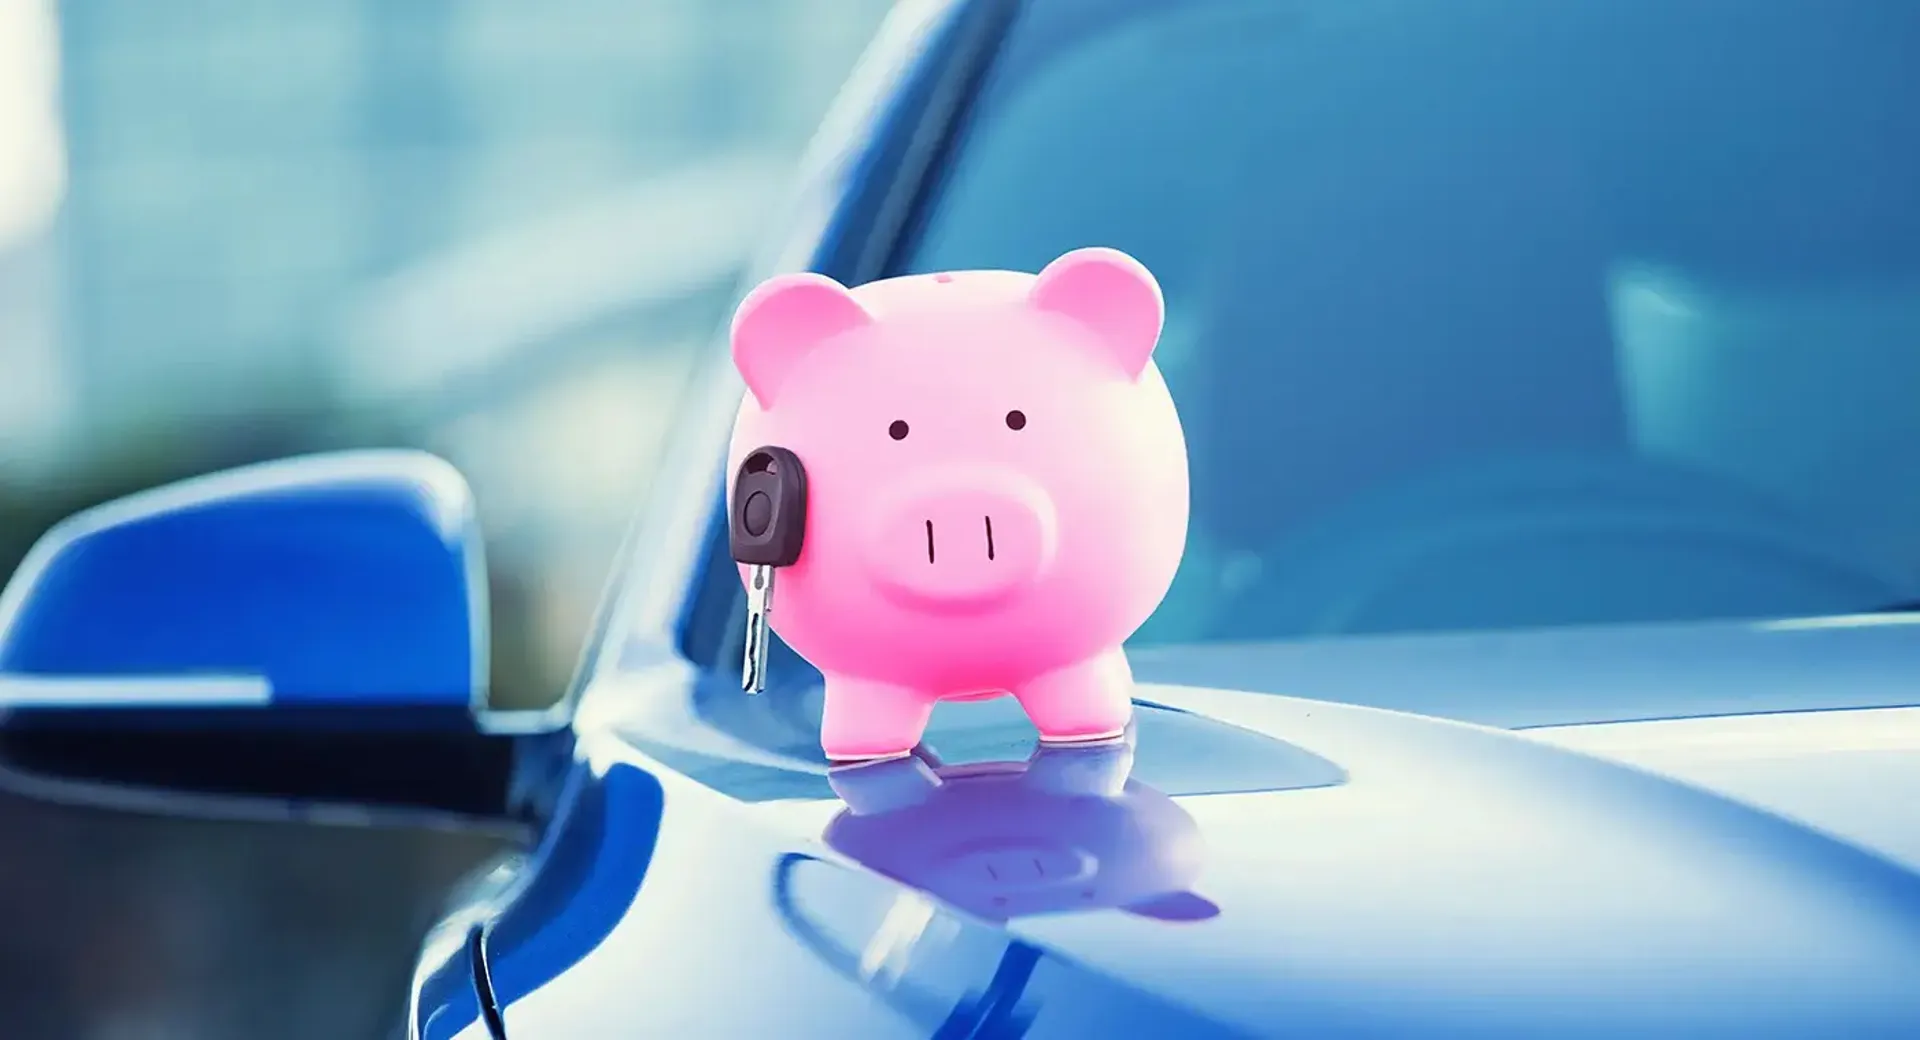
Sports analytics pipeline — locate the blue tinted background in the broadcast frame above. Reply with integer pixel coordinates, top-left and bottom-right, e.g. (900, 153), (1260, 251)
(0, 3), (893, 1037)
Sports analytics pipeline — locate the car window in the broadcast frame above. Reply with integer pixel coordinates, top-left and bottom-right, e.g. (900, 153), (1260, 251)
(899, 0), (1920, 645)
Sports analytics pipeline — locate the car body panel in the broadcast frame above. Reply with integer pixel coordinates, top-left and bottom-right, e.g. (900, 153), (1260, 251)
(493, 732), (1253, 1039)
(1128, 615), (1920, 730)
(1526, 706), (1920, 871)
(487, 686), (1920, 1038)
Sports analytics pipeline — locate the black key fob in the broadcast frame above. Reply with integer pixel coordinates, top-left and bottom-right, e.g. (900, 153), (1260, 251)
(729, 446), (808, 567)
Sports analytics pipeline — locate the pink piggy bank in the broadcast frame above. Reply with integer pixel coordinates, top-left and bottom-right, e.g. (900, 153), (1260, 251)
(726, 247), (1189, 762)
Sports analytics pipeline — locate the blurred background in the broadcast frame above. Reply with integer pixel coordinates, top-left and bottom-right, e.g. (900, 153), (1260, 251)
(0, 0), (893, 1035)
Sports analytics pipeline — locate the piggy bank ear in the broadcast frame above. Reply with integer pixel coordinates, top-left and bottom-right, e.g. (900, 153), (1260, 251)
(731, 272), (874, 407)
(1028, 247), (1165, 380)
(1123, 891), (1221, 923)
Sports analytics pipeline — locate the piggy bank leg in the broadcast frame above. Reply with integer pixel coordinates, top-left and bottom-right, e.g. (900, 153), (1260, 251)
(820, 675), (936, 762)
(1016, 650), (1135, 745)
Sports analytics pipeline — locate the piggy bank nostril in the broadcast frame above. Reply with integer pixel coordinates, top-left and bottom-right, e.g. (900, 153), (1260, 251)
(925, 520), (936, 564)
(984, 515), (996, 561)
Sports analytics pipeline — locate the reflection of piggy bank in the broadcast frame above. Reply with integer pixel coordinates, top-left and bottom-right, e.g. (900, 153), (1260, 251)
(825, 742), (1218, 924)
(727, 247), (1190, 761)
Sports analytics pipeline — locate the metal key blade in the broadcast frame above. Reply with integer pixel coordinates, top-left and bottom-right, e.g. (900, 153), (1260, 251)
(742, 564), (775, 693)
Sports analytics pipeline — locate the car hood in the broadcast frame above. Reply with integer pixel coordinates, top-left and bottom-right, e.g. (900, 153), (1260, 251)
(1079, 683), (1920, 1037)
(495, 620), (1920, 1038)
(1126, 613), (1920, 875)
(1127, 612), (1920, 728)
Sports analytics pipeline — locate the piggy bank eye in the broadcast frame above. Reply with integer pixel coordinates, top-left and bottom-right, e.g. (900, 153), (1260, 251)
(888, 420), (910, 440)
(1005, 410), (1027, 431)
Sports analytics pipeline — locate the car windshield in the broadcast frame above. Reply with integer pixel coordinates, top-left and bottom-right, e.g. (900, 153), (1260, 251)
(897, 0), (1920, 645)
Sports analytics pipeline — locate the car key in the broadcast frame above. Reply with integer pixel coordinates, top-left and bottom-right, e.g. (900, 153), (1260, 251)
(729, 446), (809, 693)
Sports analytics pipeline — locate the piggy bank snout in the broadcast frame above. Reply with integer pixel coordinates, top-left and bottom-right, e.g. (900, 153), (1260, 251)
(861, 472), (1059, 610)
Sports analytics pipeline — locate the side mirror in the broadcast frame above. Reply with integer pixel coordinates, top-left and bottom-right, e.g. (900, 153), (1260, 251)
(0, 450), (564, 828)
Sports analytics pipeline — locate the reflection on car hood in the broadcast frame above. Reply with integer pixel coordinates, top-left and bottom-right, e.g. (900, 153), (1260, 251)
(498, 620), (1920, 1038)
(951, 684), (1920, 1036)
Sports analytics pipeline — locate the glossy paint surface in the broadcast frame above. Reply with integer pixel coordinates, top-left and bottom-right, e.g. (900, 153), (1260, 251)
(823, 740), (1228, 924)
(1128, 614), (1920, 729)
(485, 683), (1920, 1038)
(0, 450), (484, 709)
(1527, 705), (1920, 871)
